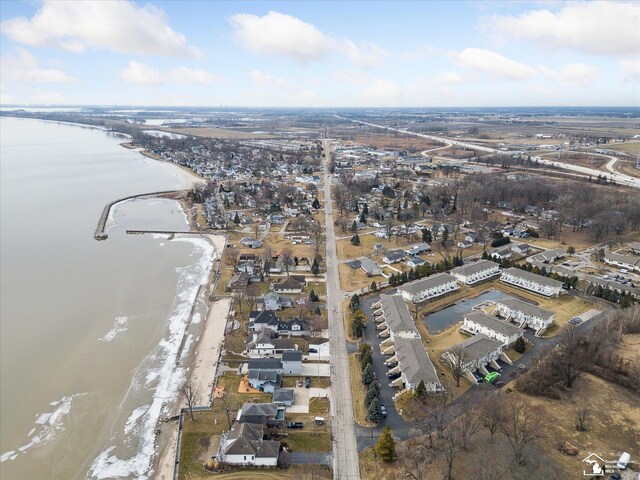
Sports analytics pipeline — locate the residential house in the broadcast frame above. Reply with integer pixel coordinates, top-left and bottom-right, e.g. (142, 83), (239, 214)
(490, 248), (512, 262)
(219, 422), (280, 466)
(383, 250), (405, 264)
(256, 292), (292, 311)
(603, 252), (640, 273)
(442, 334), (506, 379)
(281, 351), (303, 375)
(450, 260), (500, 285)
(247, 358), (282, 392)
(457, 240), (473, 249)
(511, 244), (532, 255)
(272, 276), (306, 294)
(464, 232), (478, 243)
(389, 337), (441, 392)
(461, 312), (524, 347)
(528, 248), (564, 264)
(541, 209), (560, 220)
(494, 298), (555, 333)
(277, 318), (309, 337)
(272, 388), (295, 407)
(404, 243), (431, 256)
(247, 329), (298, 358)
(500, 267), (564, 297)
(407, 256), (426, 268)
(237, 402), (285, 427)
(398, 273), (459, 304)
(227, 272), (250, 291)
(360, 258), (383, 276)
(250, 311), (280, 332)
(629, 241), (640, 255)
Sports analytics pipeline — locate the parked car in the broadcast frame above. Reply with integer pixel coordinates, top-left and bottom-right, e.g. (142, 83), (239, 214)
(387, 371), (401, 379)
(380, 405), (387, 417)
(484, 372), (501, 384)
(297, 379), (303, 387)
(617, 452), (630, 470)
(518, 364), (528, 372)
(305, 376), (311, 388)
(472, 371), (483, 382)
(287, 422), (304, 429)
(309, 347), (318, 354)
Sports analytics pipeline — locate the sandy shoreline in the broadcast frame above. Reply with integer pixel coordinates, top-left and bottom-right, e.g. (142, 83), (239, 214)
(154, 233), (228, 480)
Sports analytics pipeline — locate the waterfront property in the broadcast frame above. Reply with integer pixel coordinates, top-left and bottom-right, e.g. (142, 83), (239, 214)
(398, 273), (459, 304)
(218, 422), (280, 466)
(500, 267), (564, 297)
(494, 297), (555, 333)
(237, 402), (286, 427)
(450, 260), (501, 285)
(461, 311), (523, 347)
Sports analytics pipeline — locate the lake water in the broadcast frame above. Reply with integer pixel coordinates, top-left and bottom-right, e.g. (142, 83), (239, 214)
(423, 290), (512, 333)
(0, 117), (214, 479)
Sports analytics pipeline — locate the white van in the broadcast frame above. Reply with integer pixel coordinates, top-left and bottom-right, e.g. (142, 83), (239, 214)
(617, 451), (630, 470)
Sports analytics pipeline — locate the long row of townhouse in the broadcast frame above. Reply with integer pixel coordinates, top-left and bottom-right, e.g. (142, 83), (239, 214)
(372, 294), (442, 394)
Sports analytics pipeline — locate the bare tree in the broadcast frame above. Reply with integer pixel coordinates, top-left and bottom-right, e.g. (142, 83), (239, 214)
(180, 379), (200, 421)
(397, 435), (436, 480)
(442, 346), (468, 387)
(440, 423), (464, 480)
(280, 246), (293, 275)
(457, 402), (481, 451)
(557, 325), (587, 388)
(224, 246), (239, 266)
(575, 407), (590, 432)
(480, 393), (506, 442)
(245, 284), (259, 313)
(499, 400), (544, 465)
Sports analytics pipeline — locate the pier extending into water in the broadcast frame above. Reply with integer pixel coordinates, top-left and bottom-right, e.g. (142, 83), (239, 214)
(93, 190), (181, 240)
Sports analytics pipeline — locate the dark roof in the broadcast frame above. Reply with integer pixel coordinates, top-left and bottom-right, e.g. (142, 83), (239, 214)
(252, 311), (279, 326)
(224, 422), (280, 458)
(278, 318), (309, 332)
(450, 260), (499, 277)
(385, 250), (405, 261)
(272, 388), (294, 403)
(248, 357), (282, 370)
(282, 350), (303, 362)
(239, 402), (279, 419)
(274, 275), (306, 290)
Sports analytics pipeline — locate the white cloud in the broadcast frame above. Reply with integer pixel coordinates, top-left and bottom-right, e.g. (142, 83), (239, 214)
(0, 49), (76, 83)
(439, 71), (464, 84)
(453, 48), (537, 80)
(249, 70), (321, 104)
(0, 0), (201, 58)
(230, 11), (334, 63)
(539, 63), (598, 86)
(486, 1), (640, 56)
(362, 79), (401, 103)
(344, 40), (389, 69)
(121, 61), (218, 85)
(28, 89), (65, 104)
(619, 60), (640, 82)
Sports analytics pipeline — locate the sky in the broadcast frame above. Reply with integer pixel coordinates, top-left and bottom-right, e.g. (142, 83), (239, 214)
(0, 0), (639, 107)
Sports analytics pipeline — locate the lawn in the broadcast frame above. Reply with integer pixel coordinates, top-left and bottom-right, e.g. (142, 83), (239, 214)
(359, 445), (399, 480)
(348, 354), (374, 426)
(281, 376), (331, 389)
(339, 264), (385, 292)
(286, 431), (332, 453)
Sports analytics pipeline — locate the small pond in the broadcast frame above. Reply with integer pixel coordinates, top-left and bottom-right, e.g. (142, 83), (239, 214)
(423, 289), (513, 333)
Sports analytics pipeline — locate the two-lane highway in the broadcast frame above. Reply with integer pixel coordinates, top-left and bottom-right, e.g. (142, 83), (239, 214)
(322, 139), (361, 479)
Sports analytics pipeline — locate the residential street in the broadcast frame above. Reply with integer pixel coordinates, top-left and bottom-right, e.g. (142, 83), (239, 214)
(323, 140), (361, 479)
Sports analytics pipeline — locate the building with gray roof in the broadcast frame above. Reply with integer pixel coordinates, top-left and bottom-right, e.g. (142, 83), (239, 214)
(495, 298), (555, 332)
(462, 311), (523, 347)
(450, 260), (501, 285)
(398, 273), (459, 304)
(220, 422), (280, 466)
(500, 267), (564, 296)
(443, 334), (504, 374)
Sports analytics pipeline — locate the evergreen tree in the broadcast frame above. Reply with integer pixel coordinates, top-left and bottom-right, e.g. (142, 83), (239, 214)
(312, 197), (321, 209)
(352, 314), (364, 338)
(415, 379), (427, 398)
(514, 336), (526, 354)
(360, 213), (367, 224)
(233, 211), (240, 224)
(370, 281), (378, 292)
(421, 228), (432, 243)
(309, 289), (319, 302)
(311, 258), (320, 276)
(357, 342), (372, 361)
(361, 364), (375, 386)
(361, 349), (373, 370)
(482, 251), (489, 260)
(224, 197), (230, 209)
(349, 294), (360, 312)
(367, 397), (382, 423)
(351, 234), (361, 246)
(364, 382), (380, 408)
(362, 203), (369, 215)
(376, 427), (396, 461)
(351, 220), (358, 232)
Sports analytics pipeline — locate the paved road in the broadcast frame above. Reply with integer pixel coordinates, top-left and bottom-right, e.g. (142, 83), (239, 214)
(322, 140), (361, 479)
(338, 116), (640, 190)
(290, 452), (332, 466)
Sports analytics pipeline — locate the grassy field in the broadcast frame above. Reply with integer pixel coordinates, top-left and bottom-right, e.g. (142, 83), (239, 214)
(282, 376), (332, 389)
(164, 127), (272, 139)
(348, 354), (374, 426)
(541, 151), (608, 170)
(339, 264), (385, 292)
(348, 134), (442, 151)
(212, 465), (332, 479)
(285, 431), (332, 453)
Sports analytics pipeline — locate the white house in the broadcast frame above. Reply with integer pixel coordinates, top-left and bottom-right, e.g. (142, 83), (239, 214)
(603, 252), (640, 273)
(247, 330), (297, 357)
(629, 242), (640, 255)
(443, 334), (507, 377)
(281, 351), (302, 375)
(256, 292), (292, 311)
(219, 422), (280, 466)
(450, 260), (500, 285)
(398, 273), (459, 304)
(491, 248), (512, 261)
(374, 294), (421, 340)
(500, 268), (564, 297)
(360, 258), (382, 276)
(383, 250), (405, 264)
(272, 275), (306, 294)
(389, 337), (441, 392)
(461, 312), (524, 347)
(407, 256), (426, 268)
(495, 298), (555, 333)
(511, 244), (532, 255)
(404, 243), (431, 256)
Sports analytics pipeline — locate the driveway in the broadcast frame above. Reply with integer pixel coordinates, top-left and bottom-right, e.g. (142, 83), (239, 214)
(300, 363), (331, 377)
(290, 452), (332, 466)
(287, 387), (310, 414)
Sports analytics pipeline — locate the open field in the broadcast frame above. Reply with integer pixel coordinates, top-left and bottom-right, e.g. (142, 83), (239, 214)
(361, 363), (640, 480)
(618, 161), (640, 179)
(212, 465), (332, 480)
(345, 134), (442, 151)
(601, 142), (640, 156)
(163, 127), (272, 139)
(540, 152), (608, 170)
(339, 263), (385, 292)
